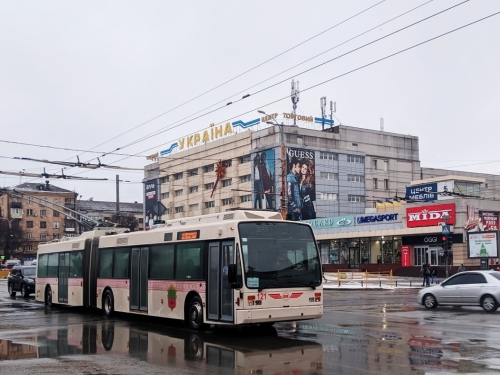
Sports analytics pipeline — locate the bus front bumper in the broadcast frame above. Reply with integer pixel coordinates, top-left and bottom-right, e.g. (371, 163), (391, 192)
(236, 305), (323, 324)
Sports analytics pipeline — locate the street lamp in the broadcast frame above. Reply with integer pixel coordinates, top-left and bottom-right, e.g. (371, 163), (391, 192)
(442, 212), (451, 278)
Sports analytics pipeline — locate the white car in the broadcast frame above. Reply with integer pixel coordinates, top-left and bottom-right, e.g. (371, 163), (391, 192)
(417, 270), (500, 313)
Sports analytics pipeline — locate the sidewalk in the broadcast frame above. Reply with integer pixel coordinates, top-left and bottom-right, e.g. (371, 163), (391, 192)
(323, 272), (429, 290)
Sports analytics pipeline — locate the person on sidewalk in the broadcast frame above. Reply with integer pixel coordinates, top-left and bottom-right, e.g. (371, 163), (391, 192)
(430, 265), (438, 284)
(422, 263), (431, 287)
(457, 264), (466, 273)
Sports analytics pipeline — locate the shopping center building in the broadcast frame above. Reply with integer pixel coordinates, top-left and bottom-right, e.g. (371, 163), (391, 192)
(143, 113), (500, 275)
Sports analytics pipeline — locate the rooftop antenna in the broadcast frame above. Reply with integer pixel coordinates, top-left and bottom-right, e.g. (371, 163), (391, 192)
(291, 79), (300, 126)
(320, 97), (326, 130)
(380, 118), (384, 132)
(330, 101), (336, 121)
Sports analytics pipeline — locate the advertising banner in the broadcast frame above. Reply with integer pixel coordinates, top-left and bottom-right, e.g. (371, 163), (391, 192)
(401, 245), (410, 267)
(144, 179), (158, 230)
(467, 231), (499, 258)
(464, 207), (499, 232)
(355, 213), (401, 225)
(286, 148), (316, 221)
(303, 215), (354, 230)
(481, 212), (499, 231)
(405, 181), (454, 202)
(406, 203), (456, 228)
(252, 149), (276, 210)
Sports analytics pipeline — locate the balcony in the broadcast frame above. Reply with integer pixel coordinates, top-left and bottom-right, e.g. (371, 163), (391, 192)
(64, 203), (76, 210)
(11, 202), (22, 209)
(65, 227), (76, 232)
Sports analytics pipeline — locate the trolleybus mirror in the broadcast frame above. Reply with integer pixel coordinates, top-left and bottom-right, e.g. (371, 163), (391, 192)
(228, 264), (237, 285)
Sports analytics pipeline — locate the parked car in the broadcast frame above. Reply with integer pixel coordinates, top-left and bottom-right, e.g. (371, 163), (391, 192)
(7, 266), (36, 298)
(418, 270), (500, 313)
(4, 259), (21, 269)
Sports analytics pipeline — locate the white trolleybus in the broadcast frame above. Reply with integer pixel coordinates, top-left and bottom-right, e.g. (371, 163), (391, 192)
(35, 209), (323, 329)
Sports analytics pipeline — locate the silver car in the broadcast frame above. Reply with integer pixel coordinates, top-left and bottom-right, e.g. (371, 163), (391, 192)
(417, 270), (500, 313)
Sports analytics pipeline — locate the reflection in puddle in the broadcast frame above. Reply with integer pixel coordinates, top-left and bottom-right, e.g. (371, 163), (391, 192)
(0, 322), (323, 374)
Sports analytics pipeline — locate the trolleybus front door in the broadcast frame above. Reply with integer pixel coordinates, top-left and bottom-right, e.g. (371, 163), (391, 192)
(207, 241), (234, 322)
(130, 247), (149, 311)
(58, 252), (69, 302)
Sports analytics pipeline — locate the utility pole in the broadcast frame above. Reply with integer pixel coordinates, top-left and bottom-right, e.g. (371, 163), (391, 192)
(116, 175), (120, 223)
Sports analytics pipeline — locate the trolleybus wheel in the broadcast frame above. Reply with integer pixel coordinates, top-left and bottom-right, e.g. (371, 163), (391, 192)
(45, 286), (52, 307)
(187, 296), (204, 330)
(103, 290), (114, 318)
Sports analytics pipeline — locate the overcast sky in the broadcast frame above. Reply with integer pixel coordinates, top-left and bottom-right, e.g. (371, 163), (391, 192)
(1, 0), (499, 203)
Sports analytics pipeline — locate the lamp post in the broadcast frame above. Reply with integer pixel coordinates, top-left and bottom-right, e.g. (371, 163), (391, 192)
(258, 110), (286, 219)
(442, 212), (451, 278)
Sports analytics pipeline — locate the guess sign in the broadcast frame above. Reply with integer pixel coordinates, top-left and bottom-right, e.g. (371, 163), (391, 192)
(406, 203), (456, 228)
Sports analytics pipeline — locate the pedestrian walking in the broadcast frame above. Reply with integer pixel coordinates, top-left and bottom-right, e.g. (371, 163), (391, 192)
(422, 263), (431, 287)
(457, 264), (466, 273)
(430, 265), (438, 284)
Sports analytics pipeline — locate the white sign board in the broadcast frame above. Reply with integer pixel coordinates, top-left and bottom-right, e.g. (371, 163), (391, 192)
(468, 231), (499, 258)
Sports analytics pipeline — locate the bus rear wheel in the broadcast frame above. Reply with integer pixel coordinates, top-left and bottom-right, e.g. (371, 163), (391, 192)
(187, 296), (205, 330)
(103, 290), (114, 318)
(45, 286), (52, 307)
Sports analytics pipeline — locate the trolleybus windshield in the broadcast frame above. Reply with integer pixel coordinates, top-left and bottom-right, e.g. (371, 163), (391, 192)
(238, 222), (322, 291)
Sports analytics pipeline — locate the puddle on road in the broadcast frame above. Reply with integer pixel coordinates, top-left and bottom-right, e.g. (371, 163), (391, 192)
(0, 322), (323, 374)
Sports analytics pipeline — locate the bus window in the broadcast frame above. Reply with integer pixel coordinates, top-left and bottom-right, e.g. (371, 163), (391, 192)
(150, 244), (174, 279)
(99, 249), (113, 278)
(69, 251), (83, 278)
(238, 222), (321, 289)
(176, 242), (203, 280)
(38, 254), (48, 278)
(47, 253), (58, 278)
(113, 249), (130, 279)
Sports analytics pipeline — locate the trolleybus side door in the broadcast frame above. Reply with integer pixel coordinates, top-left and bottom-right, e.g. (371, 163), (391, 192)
(207, 240), (234, 322)
(130, 247), (149, 311)
(58, 252), (69, 302)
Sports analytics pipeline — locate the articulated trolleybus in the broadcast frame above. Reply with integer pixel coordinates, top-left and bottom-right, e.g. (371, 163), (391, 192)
(35, 210), (323, 329)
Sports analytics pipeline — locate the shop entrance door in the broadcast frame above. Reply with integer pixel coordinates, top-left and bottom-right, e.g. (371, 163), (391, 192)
(414, 246), (428, 266)
(428, 247), (439, 266)
(349, 247), (360, 268)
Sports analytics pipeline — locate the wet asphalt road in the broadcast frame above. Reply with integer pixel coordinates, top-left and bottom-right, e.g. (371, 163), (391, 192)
(0, 280), (500, 374)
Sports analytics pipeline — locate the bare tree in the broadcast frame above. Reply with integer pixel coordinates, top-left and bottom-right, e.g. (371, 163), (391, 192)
(0, 220), (26, 260)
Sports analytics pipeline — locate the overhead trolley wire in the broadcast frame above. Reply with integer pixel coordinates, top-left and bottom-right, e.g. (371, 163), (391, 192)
(80, 1), (386, 155)
(108, 4), (494, 169)
(98, 0), (470, 160)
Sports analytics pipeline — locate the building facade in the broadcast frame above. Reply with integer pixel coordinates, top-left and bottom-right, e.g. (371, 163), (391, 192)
(144, 118), (499, 275)
(0, 182), (78, 262)
(78, 199), (144, 231)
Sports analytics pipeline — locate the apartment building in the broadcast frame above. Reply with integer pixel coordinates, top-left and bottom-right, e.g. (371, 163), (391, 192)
(0, 182), (78, 262)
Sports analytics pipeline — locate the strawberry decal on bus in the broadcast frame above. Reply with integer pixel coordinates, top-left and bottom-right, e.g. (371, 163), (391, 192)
(167, 285), (177, 310)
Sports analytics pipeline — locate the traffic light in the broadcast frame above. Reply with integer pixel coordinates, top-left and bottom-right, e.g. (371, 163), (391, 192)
(441, 235), (448, 250)
(446, 233), (453, 252)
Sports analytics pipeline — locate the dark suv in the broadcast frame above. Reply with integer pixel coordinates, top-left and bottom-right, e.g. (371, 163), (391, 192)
(7, 266), (36, 298)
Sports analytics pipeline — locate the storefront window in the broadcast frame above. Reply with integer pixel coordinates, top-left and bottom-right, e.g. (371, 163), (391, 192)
(394, 237), (402, 264)
(360, 240), (370, 264)
(382, 239), (393, 263)
(330, 240), (339, 264)
(340, 240), (349, 264)
(320, 242), (330, 264)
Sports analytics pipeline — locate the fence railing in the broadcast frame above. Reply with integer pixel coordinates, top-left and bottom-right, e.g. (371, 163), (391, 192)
(322, 270), (422, 288)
